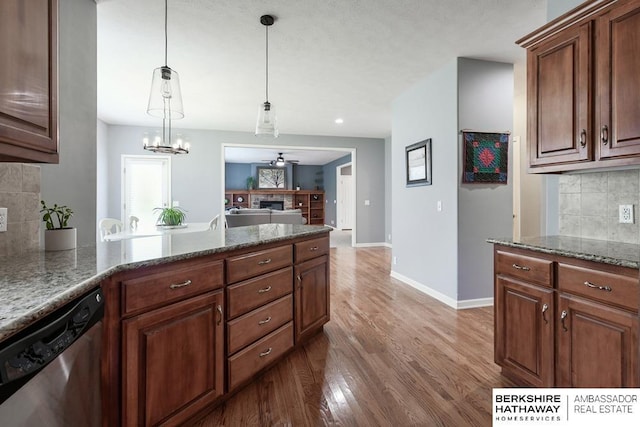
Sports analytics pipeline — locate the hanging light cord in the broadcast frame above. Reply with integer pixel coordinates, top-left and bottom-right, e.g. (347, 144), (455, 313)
(164, 0), (168, 66)
(265, 23), (269, 102)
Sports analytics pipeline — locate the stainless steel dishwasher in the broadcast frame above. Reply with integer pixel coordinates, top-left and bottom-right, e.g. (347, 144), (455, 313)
(0, 288), (103, 426)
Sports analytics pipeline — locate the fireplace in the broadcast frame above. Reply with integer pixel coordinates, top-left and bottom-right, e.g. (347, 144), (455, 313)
(259, 200), (284, 210)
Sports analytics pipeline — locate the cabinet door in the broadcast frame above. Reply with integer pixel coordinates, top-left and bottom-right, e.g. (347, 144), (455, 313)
(527, 22), (592, 168)
(597, 0), (640, 159)
(494, 276), (554, 387)
(122, 291), (224, 427)
(294, 255), (330, 343)
(557, 293), (638, 387)
(0, 0), (58, 163)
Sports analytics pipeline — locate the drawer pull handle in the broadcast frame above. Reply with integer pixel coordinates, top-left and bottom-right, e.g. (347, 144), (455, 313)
(296, 274), (302, 282)
(584, 281), (612, 292)
(560, 310), (568, 332)
(258, 316), (272, 325)
(309, 246), (318, 251)
(216, 305), (223, 326)
(259, 347), (273, 357)
(579, 129), (587, 148)
(541, 303), (549, 324)
(258, 286), (272, 294)
(601, 125), (609, 146)
(258, 258), (272, 265)
(169, 279), (192, 289)
(511, 263), (530, 271)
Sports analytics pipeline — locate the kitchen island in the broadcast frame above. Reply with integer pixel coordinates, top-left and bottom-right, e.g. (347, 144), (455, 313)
(488, 235), (639, 388)
(0, 224), (331, 426)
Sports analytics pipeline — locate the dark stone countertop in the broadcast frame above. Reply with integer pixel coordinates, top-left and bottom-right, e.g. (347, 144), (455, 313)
(487, 235), (640, 270)
(0, 224), (330, 342)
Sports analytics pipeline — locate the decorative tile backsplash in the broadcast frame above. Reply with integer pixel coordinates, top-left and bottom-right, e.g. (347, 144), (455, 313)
(559, 169), (640, 243)
(0, 164), (41, 256)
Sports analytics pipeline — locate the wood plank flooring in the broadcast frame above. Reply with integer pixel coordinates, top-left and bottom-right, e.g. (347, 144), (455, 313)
(194, 246), (514, 426)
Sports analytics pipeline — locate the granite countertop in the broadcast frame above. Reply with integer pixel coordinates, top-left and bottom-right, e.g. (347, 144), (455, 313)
(487, 235), (640, 269)
(0, 224), (330, 342)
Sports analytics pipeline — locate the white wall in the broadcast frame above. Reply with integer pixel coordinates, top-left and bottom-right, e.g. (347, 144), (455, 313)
(391, 60), (459, 301)
(41, 0), (97, 247)
(104, 125), (386, 244)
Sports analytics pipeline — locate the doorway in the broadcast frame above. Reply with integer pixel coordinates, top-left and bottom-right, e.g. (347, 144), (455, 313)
(121, 155), (171, 230)
(336, 162), (353, 230)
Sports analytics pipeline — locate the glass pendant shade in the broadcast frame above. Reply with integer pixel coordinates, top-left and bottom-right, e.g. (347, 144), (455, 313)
(147, 66), (184, 119)
(255, 101), (278, 137)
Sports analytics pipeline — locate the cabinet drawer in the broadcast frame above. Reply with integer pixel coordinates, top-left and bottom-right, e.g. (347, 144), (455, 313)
(228, 322), (294, 390)
(227, 294), (293, 355)
(557, 263), (638, 311)
(227, 267), (293, 319)
(122, 260), (224, 315)
(496, 250), (553, 287)
(295, 236), (329, 263)
(226, 245), (293, 283)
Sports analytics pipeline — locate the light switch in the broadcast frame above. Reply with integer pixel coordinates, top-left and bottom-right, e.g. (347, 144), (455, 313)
(364, 200), (370, 206)
(437, 201), (442, 212)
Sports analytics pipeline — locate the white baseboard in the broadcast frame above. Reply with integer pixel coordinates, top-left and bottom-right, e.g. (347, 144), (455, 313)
(389, 271), (493, 310)
(355, 242), (388, 248)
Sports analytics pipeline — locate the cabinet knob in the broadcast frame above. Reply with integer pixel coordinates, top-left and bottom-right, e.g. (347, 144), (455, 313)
(601, 125), (609, 146)
(579, 129), (587, 148)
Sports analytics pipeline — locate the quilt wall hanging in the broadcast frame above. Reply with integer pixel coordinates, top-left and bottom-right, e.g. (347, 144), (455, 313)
(461, 131), (509, 184)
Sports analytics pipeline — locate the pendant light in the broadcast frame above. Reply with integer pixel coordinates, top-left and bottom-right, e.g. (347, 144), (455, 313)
(145, 0), (188, 154)
(255, 15), (279, 138)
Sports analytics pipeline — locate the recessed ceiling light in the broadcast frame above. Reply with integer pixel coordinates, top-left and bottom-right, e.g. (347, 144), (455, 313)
(335, 118), (344, 124)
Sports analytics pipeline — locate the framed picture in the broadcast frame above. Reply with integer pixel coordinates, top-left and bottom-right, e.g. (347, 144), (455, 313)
(406, 139), (432, 187)
(461, 131), (509, 184)
(257, 167), (287, 189)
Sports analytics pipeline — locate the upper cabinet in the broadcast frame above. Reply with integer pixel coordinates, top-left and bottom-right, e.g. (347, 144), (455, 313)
(0, 0), (59, 163)
(519, 0), (640, 173)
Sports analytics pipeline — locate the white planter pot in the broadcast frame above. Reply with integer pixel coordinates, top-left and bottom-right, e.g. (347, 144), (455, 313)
(45, 228), (77, 251)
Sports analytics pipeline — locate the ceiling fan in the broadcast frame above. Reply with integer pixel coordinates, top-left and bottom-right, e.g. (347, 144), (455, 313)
(262, 152), (299, 167)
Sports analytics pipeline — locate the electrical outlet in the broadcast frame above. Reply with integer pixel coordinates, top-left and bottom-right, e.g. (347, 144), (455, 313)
(619, 204), (634, 224)
(0, 207), (7, 232)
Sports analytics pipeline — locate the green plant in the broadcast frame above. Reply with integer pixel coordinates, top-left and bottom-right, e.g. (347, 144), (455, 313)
(246, 176), (255, 190)
(153, 206), (187, 226)
(40, 200), (74, 230)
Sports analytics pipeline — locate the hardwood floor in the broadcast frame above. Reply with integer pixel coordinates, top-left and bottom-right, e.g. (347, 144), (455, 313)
(194, 246), (514, 426)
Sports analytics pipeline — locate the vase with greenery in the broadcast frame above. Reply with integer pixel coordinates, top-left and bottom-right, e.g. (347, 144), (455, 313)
(246, 176), (255, 190)
(40, 200), (76, 250)
(153, 206), (187, 226)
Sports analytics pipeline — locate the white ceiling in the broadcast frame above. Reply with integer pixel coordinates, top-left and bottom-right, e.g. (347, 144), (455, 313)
(224, 146), (350, 166)
(97, 0), (547, 141)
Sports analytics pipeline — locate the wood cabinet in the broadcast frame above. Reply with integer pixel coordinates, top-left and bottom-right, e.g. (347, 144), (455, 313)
(295, 191), (325, 225)
(122, 291), (224, 426)
(225, 191), (249, 209)
(494, 250), (554, 387)
(519, 0), (640, 172)
(0, 0), (59, 163)
(493, 244), (639, 387)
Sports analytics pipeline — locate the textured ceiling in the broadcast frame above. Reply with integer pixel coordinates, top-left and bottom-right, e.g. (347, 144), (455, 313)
(97, 0), (547, 139)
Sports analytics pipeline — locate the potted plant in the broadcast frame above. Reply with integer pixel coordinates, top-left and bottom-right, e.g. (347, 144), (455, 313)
(153, 205), (187, 227)
(40, 200), (76, 251)
(246, 176), (255, 190)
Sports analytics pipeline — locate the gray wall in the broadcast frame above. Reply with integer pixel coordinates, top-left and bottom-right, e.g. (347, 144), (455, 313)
(225, 163), (251, 190)
(322, 154), (352, 227)
(457, 58), (514, 301)
(385, 136), (392, 245)
(296, 165), (324, 190)
(547, 0), (585, 20)
(97, 119), (109, 237)
(41, 0), (97, 247)
(392, 60), (460, 300)
(104, 126), (385, 244)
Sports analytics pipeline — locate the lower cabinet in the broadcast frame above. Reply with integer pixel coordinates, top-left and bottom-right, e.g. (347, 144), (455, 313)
(493, 244), (639, 388)
(556, 293), (638, 387)
(122, 291), (224, 426)
(295, 254), (330, 343)
(495, 276), (554, 387)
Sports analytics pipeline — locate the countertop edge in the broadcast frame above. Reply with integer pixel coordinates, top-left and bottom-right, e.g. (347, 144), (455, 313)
(487, 237), (640, 270)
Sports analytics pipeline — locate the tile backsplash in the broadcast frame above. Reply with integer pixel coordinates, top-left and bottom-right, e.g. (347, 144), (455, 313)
(0, 164), (41, 256)
(559, 169), (640, 243)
